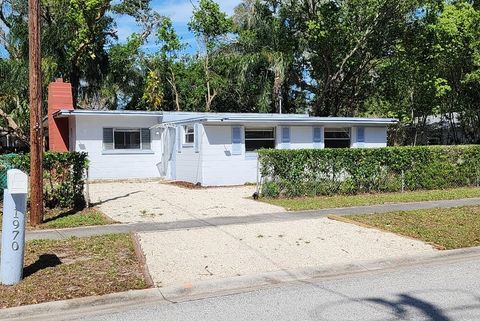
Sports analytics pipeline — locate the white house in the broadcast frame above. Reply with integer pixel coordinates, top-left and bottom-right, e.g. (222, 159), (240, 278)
(47, 79), (398, 186)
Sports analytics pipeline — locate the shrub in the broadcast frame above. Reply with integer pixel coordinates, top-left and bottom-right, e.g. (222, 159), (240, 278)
(0, 152), (89, 208)
(258, 146), (480, 198)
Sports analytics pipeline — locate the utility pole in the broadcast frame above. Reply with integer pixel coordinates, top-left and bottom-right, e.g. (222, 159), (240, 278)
(28, 0), (44, 226)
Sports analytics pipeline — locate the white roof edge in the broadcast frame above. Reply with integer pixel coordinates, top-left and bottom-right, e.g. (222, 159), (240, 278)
(54, 109), (164, 117)
(154, 116), (398, 127)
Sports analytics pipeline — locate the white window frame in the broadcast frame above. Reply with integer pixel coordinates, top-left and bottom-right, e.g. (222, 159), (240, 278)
(183, 125), (195, 145)
(244, 127), (276, 153)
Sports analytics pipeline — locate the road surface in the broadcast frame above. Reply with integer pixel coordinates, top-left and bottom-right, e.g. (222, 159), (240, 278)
(51, 254), (480, 321)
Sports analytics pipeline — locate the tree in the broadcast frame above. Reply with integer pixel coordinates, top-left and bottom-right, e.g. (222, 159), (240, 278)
(189, 0), (233, 111)
(285, 0), (419, 116)
(155, 17), (185, 111)
(0, 0), (161, 108)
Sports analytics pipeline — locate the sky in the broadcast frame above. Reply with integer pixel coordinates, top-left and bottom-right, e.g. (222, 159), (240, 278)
(114, 0), (241, 54)
(0, 0), (241, 58)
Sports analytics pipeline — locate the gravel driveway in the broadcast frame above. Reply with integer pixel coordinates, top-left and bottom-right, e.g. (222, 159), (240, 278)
(89, 181), (283, 223)
(139, 218), (436, 288)
(90, 181), (437, 290)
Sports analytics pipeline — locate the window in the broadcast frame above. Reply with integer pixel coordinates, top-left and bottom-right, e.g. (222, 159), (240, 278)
(245, 128), (275, 152)
(103, 128), (151, 150)
(114, 129), (140, 149)
(324, 128), (351, 148)
(184, 125), (195, 144)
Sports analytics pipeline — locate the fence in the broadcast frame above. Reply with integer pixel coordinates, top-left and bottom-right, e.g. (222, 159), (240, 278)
(258, 145), (480, 198)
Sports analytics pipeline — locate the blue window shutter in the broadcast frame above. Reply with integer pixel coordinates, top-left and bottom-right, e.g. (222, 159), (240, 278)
(313, 127), (322, 143)
(282, 127), (290, 149)
(194, 124), (201, 153)
(357, 127), (365, 143)
(232, 127), (242, 155)
(176, 126), (182, 153)
(313, 127), (323, 148)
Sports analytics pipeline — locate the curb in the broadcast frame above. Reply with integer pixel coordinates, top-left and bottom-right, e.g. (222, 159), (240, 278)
(130, 232), (155, 288)
(0, 288), (164, 321)
(157, 245), (480, 302)
(3, 246), (479, 320)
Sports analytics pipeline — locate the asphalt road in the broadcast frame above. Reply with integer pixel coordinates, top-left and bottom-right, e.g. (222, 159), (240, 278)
(64, 255), (480, 321)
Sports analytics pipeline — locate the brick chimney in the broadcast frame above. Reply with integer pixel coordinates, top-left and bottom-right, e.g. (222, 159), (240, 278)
(48, 78), (74, 152)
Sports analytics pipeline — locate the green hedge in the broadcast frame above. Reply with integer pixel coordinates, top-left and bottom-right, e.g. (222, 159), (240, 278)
(258, 146), (480, 198)
(0, 152), (89, 208)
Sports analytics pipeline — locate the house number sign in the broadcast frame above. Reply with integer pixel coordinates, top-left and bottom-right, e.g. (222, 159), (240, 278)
(1, 169), (28, 286)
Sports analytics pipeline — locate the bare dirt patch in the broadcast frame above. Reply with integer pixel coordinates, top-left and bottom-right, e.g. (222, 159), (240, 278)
(0, 234), (147, 309)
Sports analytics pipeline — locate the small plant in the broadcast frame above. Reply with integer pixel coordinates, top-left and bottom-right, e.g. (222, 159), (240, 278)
(0, 152), (89, 208)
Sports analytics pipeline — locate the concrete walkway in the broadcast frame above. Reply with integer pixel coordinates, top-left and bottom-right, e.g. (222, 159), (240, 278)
(8, 197), (480, 241)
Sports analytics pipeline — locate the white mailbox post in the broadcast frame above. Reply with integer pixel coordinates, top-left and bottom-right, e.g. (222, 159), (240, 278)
(1, 169), (28, 285)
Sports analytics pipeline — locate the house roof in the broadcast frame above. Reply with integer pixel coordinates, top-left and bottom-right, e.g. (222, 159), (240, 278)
(52, 109), (398, 127)
(152, 115), (399, 128)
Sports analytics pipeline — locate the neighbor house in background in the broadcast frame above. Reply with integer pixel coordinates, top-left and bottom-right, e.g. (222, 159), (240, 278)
(47, 79), (398, 186)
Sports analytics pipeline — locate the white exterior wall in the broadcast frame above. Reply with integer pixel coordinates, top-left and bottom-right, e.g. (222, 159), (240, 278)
(290, 126), (323, 149)
(351, 126), (388, 148)
(174, 126), (203, 184)
(200, 125), (258, 186)
(198, 125), (388, 186)
(72, 115), (390, 183)
(74, 115), (162, 179)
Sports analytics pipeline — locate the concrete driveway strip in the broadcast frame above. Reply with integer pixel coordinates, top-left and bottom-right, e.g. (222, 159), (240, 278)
(1, 196), (479, 242)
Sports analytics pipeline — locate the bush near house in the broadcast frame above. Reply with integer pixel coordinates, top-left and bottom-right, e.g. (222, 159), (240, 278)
(258, 146), (480, 198)
(0, 152), (89, 208)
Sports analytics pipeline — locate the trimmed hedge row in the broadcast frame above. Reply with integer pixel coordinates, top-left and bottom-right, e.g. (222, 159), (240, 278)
(0, 152), (89, 208)
(258, 146), (480, 198)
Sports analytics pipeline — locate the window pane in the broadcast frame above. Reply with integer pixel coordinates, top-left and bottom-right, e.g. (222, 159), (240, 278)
(126, 131), (141, 149)
(324, 139), (350, 148)
(114, 131), (125, 149)
(245, 129), (274, 139)
(245, 139), (275, 152)
(184, 126), (195, 144)
(244, 128), (275, 152)
(186, 134), (195, 143)
(114, 130), (141, 149)
(325, 131), (350, 139)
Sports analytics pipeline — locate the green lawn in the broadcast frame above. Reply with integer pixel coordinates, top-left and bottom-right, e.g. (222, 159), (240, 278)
(344, 206), (480, 250)
(0, 207), (116, 230)
(261, 187), (480, 211)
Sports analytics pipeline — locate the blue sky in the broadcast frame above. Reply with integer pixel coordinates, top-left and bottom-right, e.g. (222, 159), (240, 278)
(0, 0), (240, 58)
(115, 0), (241, 54)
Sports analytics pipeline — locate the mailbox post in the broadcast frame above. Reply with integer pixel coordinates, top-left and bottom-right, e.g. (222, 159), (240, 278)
(1, 169), (28, 285)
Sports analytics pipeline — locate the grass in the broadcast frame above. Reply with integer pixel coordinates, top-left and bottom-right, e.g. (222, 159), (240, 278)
(261, 187), (480, 211)
(343, 206), (480, 250)
(0, 233), (148, 309)
(0, 207), (116, 230)
(38, 207), (116, 229)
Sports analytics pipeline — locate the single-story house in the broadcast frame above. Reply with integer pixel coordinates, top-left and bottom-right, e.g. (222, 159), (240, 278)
(47, 79), (398, 186)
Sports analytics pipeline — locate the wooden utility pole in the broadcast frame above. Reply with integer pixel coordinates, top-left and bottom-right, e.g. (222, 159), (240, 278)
(28, 0), (44, 226)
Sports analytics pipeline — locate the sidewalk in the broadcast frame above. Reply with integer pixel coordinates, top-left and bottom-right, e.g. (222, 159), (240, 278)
(5, 197), (480, 242)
